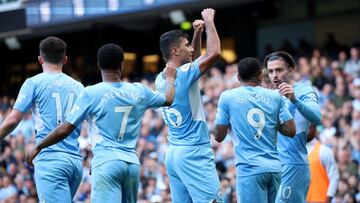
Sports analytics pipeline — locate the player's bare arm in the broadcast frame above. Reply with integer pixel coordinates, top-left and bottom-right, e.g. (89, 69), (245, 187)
(307, 124), (317, 142)
(278, 119), (296, 137)
(0, 110), (25, 139)
(197, 8), (221, 75)
(191, 19), (204, 60)
(26, 122), (75, 166)
(164, 62), (177, 106)
(213, 124), (229, 142)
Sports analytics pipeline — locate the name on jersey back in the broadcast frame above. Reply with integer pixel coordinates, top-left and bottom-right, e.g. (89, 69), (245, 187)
(101, 88), (141, 104)
(237, 94), (271, 104)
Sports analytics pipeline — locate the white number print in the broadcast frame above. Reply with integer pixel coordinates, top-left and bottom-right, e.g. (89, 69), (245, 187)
(115, 106), (133, 141)
(52, 92), (75, 124)
(246, 108), (265, 139)
(280, 186), (292, 199)
(163, 107), (182, 128)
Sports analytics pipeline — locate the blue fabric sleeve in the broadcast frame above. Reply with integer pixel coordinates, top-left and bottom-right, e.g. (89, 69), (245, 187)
(292, 90), (321, 125)
(215, 92), (230, 126)
(13, 79), (35, 113)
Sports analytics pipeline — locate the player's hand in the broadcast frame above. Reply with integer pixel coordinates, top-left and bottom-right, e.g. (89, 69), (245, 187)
(279, 83), (295, 101)
(201, 8), (215, 22)
(26, 147), (41, 167)
(193, 20), (204, 33)
(164, 62), (177, 80)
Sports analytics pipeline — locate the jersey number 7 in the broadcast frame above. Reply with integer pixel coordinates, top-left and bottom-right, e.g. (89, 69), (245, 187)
(115, 106), (133, 141)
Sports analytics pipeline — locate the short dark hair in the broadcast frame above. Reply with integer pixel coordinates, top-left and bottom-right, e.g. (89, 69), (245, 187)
(263, 51), (296, 71)
(97, 43), (124, 70)
(39, 36), (67, 64)
(237, 57), (262, 81)
(159, 30), (189, 61)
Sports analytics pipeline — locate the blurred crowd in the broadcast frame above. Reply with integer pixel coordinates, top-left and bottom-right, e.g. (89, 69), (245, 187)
(0, 36), (359, 203)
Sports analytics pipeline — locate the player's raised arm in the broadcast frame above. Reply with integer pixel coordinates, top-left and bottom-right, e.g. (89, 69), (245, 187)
(163, 62), (177, 106)
(26, 122), (75, 166)
(197, 8), (221, 75)
(191, 20), (204, 60)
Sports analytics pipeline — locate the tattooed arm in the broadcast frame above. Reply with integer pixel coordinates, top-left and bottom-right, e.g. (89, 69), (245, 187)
(278, 119), (296, 137)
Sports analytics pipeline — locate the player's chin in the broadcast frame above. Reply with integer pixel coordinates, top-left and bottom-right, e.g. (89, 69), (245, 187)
(273, 81), (281, 88)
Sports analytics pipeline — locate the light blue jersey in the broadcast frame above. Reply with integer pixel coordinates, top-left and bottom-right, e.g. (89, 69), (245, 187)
(276, 82), (321, 203)
(13, 72), (84, 202)
(155, 59), (222, 203)
(66, 82), (165, 203)
(278, 82), (321, 164)
(66, 82), (166, 168)
(155, 59), (209, 146)
(216, 86), (293, 203)
(13, 73), (84, 158)
(215, 86), (293, 176)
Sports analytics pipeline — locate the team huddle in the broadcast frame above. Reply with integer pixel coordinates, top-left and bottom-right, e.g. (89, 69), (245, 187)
(0, 8), (321, 203)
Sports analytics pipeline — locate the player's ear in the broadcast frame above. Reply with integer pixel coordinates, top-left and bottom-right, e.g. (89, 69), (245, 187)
(171, 47), (179, 56)
(288, 66), (295, 74)
(237, 74), (241, 82)
(38, 56), (44, 65)
(63, 56), (68, 65)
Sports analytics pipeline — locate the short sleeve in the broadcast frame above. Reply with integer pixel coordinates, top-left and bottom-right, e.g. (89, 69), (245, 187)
(177, 59), (201, 88)
(215, 92), (230, 126)
(66, 89), (92, 126)
(13, 79), (35, 113)
(141, 84), (166, 108)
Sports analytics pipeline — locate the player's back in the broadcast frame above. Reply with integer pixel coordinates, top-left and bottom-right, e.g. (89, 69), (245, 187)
(14, 72), (83, 158)
(219, 86), (288, 176)
(76, 82), (165, 168)
(155, 59), (209, 146)
(278, 82), (318, 165)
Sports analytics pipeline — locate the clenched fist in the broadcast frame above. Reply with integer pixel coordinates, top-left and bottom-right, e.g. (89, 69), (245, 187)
(193, 19), (205, 33)
(201, 8), (215, 22)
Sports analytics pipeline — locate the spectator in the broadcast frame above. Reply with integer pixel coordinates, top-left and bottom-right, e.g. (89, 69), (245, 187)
(344, 44), (360, 79)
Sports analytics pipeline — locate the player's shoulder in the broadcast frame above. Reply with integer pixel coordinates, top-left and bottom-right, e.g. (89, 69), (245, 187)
(261, 87), (281, 98)
(132, 82), (147, 90)
(26, 72), (46, 84)
(82, 83), (101, 96)
(294, 82), (316, 94)
(155, 72), (165, 90)
(155, 72), (163, 82)
(178, 60), (197, 72)
(64, 74), (84, 88)
(126, 82), (151, 96)
(219, 88), (235, 99)
(61, 75), (84, 91)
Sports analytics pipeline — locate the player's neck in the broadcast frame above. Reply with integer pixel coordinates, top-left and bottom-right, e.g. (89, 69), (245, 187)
(42, 63), (63, 73)
(241, 80), (260, 87)
(101, 69), (122, 82)
(169, 59), (182, 69)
